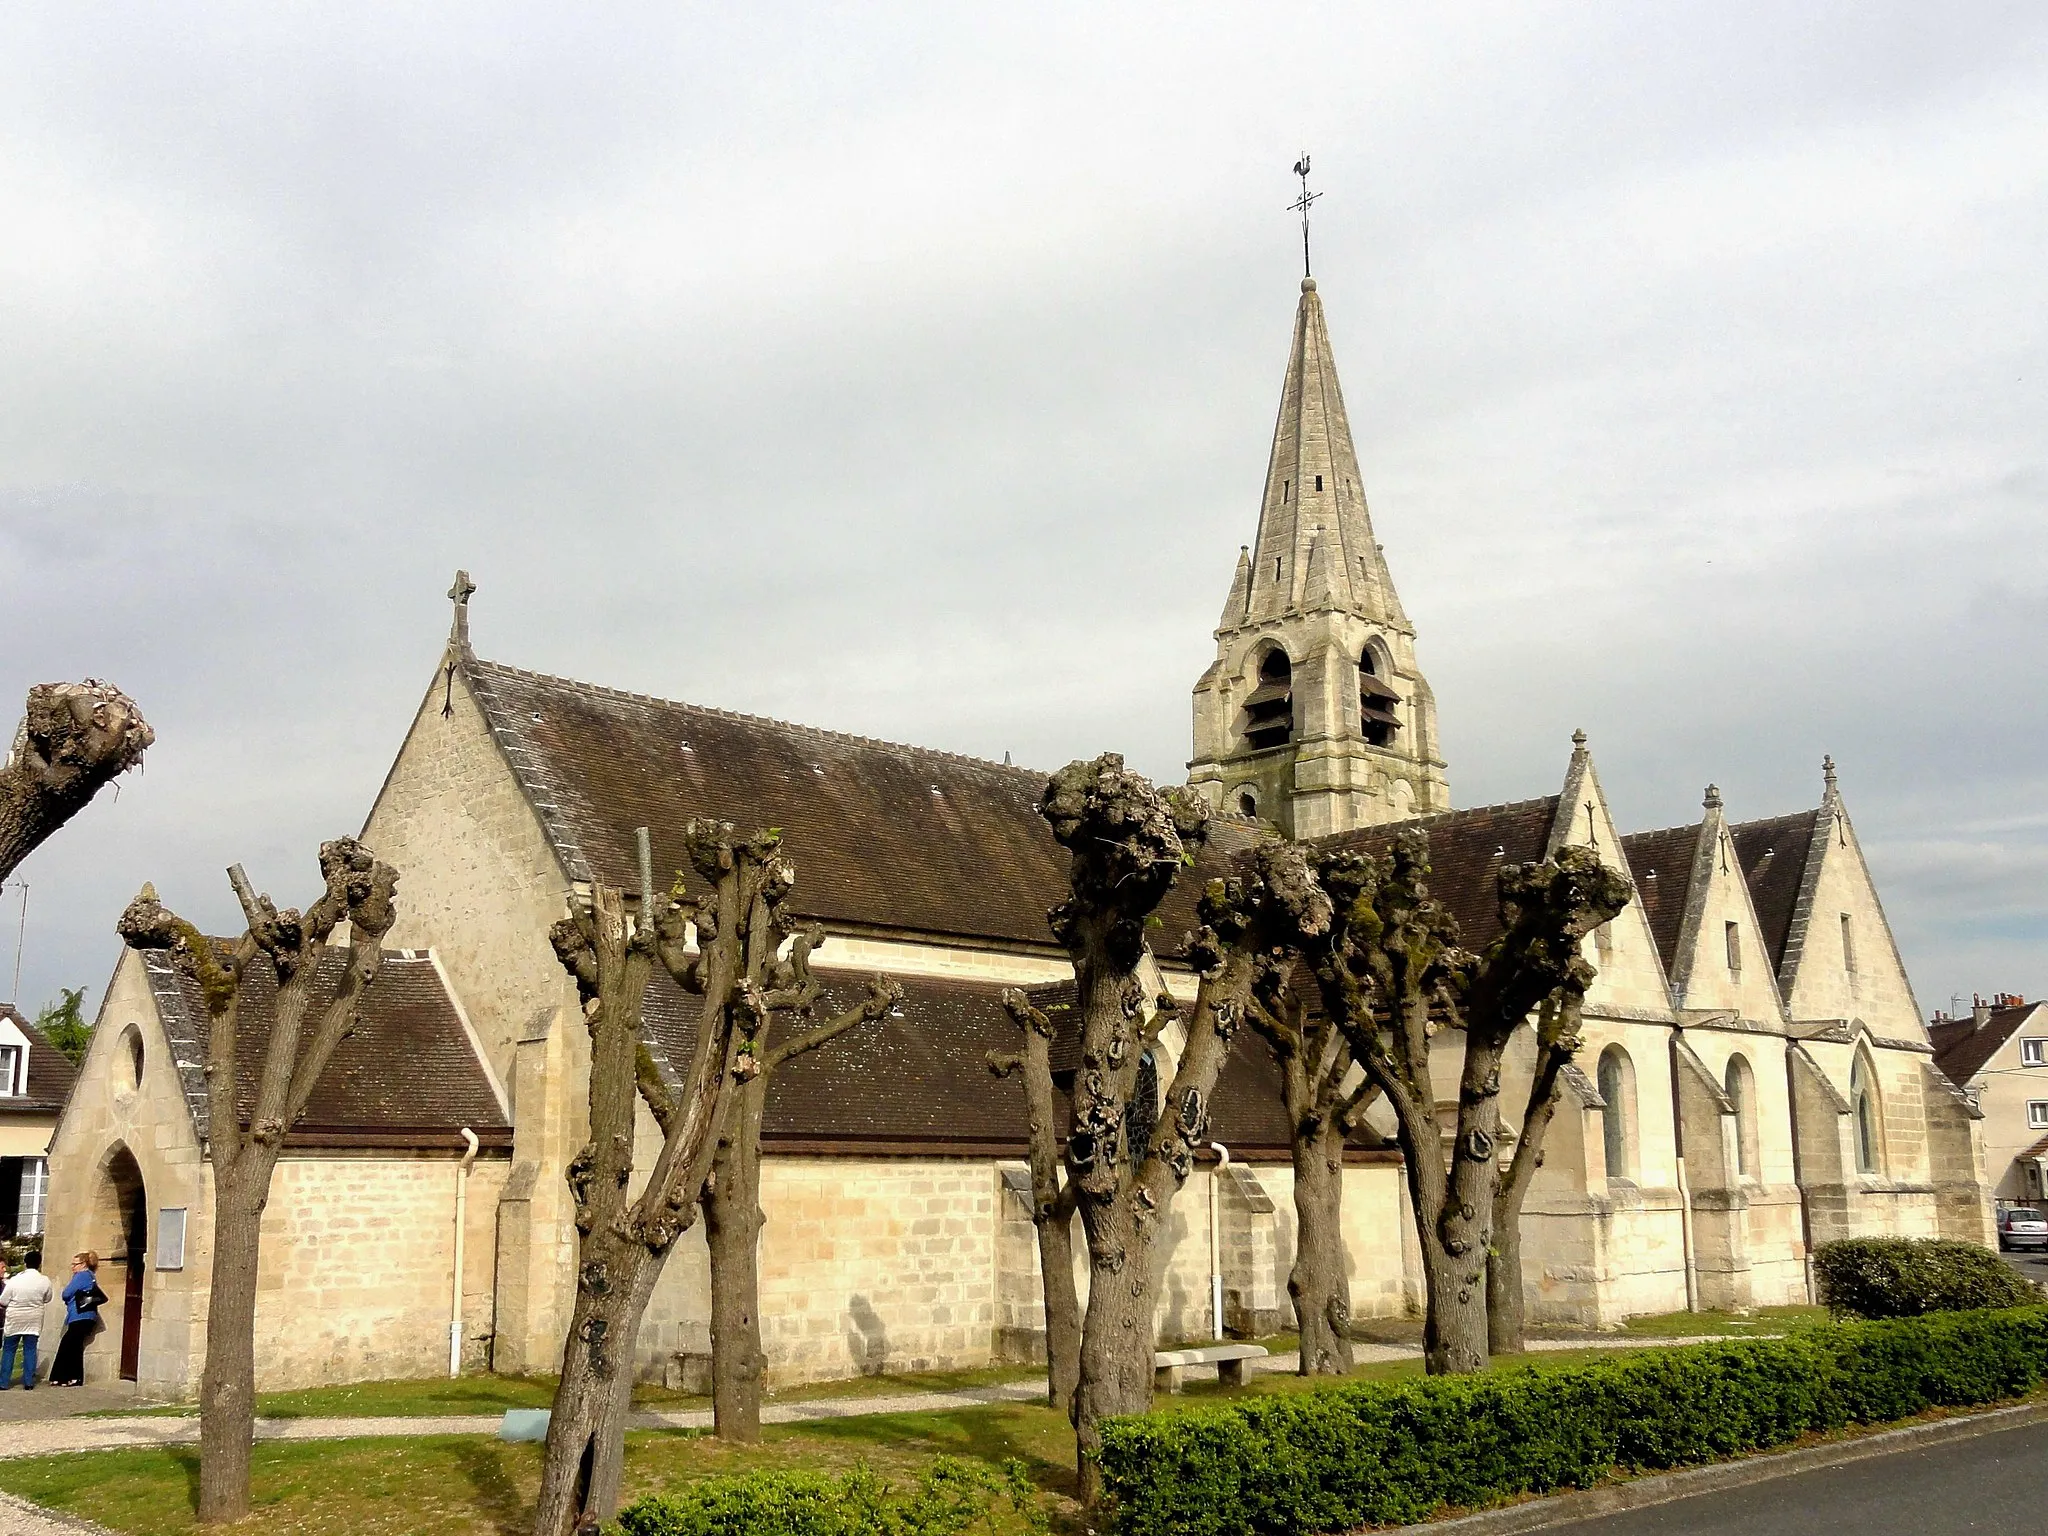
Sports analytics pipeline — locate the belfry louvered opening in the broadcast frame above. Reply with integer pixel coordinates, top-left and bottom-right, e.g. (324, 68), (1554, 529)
(1359, 650), (1399, 747)
(1242, 647), (1294, 751)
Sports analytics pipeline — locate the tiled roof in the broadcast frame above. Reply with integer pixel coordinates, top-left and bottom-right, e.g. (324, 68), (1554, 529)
(144, 950), (508, 1152)
(0, 1006), (76, 1117)
(1729, 811), (1823, 978)
(1313, 797), (1562, 949)
(460, 653), (1243, 953)
(640, 967), (1303, 1155)
(1930, 1003), (2048, 1088)
(1619, 823), (1703, 975)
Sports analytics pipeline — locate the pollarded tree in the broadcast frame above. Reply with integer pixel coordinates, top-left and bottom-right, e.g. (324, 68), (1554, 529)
(116, 838), (399, 1525)
(1307, 831), (1629, 1375)
(1242, 971), (1376, 1376)
(532, 823), (900, 1535)
(1488, 990), (1598, 1356)
(2, 680), (152, 882)
(702, 930), (900, 1443)
(990, 988), (1083, 1414)
(1012, 754), (1330, 1501)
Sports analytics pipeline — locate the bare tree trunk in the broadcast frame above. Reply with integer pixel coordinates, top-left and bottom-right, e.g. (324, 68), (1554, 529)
(117, 838), (399, 1525)
(533, 830), (900, 1536)
(580, 1254), (659, 1524)
(1036, 1208), (1081, 1411)
(1288, 1108), (1353, 1375)
(195, 1177), (266, 1524)
(707, 1082), (768, 1442)
(993, 991), (1081, 1412)
(1, 680), (152, 883)
(1489, 1000), (1584, 1356)
(1310, 834), (1628, 1380)
(535, 880), (665, 1536)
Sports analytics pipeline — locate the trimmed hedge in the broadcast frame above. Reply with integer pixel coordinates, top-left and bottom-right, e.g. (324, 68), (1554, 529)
(1095, 1307), (2048, 1536)
(614, 1456), (1045, 1536)
(1814, 1237), (2039, 1319)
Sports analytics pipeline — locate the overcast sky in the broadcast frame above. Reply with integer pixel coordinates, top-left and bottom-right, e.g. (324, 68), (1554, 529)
(4, 3), (2046, 1025)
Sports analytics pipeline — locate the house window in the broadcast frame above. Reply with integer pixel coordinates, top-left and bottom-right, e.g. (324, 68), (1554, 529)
(1724, 921), (1742, 977)
(2030, 1101), (2048, 1130)
(2023, 1039), (2046, 1067)
(1314, 474), (1323, 491)
(1598, 1045), (1637, 1181)
(0, 1043), (17, 1097)
(1237, 790), (1258, 819)
(14, 1158), (46, 1236)
(1841, 914), (1857, 976)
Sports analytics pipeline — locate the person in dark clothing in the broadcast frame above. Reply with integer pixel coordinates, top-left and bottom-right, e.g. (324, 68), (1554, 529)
(47, 1252), (107, 1387)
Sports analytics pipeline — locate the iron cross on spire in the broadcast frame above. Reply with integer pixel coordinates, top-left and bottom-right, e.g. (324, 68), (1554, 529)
(1289, 153), (1322, 279)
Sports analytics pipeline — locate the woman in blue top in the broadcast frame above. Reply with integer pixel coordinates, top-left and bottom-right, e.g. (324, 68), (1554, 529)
(47, 1252), (107, 1387)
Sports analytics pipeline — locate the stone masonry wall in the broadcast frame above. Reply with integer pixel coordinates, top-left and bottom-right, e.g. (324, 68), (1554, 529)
(252, 1153), (509, 1391)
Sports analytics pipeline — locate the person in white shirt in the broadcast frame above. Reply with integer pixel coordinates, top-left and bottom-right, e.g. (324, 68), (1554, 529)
(1, 1251), (54, 1390)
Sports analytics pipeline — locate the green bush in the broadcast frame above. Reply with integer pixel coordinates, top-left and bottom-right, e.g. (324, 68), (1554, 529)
(614, 1456), (1045, 1536)
(1095, 1307), (2048, 1536)
(1814, 1237), (2039, 1319)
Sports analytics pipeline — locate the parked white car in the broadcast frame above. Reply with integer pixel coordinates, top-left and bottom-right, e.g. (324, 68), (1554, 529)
(1996, 1207), (2048, 1251)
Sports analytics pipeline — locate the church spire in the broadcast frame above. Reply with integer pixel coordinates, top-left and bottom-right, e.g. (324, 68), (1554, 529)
(1234, 278), (1408, 632)
(1188, 256), (1448, 839)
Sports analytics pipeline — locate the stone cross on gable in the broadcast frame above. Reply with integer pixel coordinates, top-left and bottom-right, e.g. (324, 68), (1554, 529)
(448, 570), (476, 648)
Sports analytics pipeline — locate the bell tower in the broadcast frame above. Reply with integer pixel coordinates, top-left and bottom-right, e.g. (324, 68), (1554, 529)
(1189, 275), (1449, 836)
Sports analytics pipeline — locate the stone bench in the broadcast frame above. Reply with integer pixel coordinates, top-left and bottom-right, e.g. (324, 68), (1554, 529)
(1152, 1342), (1268, 1392)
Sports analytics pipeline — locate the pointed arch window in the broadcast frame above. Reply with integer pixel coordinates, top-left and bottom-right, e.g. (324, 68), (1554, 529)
(1242, 648), (1294, 752)
(1725, 1055), (1760, 1180)
(1598, 1045), (1638, 1181)
(1851, 1052), (1882, 1174)
(1359, 649), (1400, 747)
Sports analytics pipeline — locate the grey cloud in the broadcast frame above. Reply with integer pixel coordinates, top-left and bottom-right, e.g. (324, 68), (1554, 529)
(4, 2), (2048, 1022)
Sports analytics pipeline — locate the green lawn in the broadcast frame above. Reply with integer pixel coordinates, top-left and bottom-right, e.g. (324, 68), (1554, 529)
(0, 1420), (1080, 1536)
(8, 1341), (1760, 1535)
(1618, 1304), (1828, 1337)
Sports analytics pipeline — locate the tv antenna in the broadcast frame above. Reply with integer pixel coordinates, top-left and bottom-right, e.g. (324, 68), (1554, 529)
(5, 881), (25, 1006)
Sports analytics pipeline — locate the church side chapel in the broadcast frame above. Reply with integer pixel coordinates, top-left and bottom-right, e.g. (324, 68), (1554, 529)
(40, 264), (1992, 1395)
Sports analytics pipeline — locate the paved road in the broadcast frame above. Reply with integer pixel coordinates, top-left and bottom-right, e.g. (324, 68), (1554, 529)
(1999, 1245), (2048, 1288)
(1550, 1418), (2048, 1534)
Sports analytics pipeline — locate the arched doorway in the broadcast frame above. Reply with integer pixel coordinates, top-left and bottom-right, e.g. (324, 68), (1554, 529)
(92, 1145), (147, 1382)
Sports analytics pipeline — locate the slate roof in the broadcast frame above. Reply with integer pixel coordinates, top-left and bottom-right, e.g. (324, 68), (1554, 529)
(1618, 823), (1704, 975)
(1729, 811), (1823, 976)
(1930, 1003), (2048, 1089)
(460, 653), (1243, 953)
(1313, 796), (1562, 949)
(142, 949), (508, 1152)
(0, 1006), (76, 1117)
(639, 968), (1304, 1156)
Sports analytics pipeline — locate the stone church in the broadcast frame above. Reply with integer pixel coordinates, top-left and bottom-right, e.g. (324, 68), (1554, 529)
(41, 274), (1993, 1394)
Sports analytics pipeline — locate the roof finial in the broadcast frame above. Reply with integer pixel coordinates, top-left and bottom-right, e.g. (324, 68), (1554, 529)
(1289, 153), (1321, 282)
(1822, 753), (1838, 793)
(1704, 783), (1722, 810)
(1571, 727), (1588, 752)
(448, 569), (476, 650)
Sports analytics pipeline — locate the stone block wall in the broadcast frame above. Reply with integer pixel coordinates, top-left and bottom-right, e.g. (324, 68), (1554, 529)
(631, 1157), (1000, 1387)
(252, 1153), (509, 1390)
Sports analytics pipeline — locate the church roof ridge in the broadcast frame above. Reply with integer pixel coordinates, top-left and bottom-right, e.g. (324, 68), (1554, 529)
(464, 653), (1051, 783)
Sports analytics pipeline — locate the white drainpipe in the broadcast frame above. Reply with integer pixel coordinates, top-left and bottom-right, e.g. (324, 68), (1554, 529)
(450, 1127), (479, 1377)
(1208, 1142), (1231, 1341)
